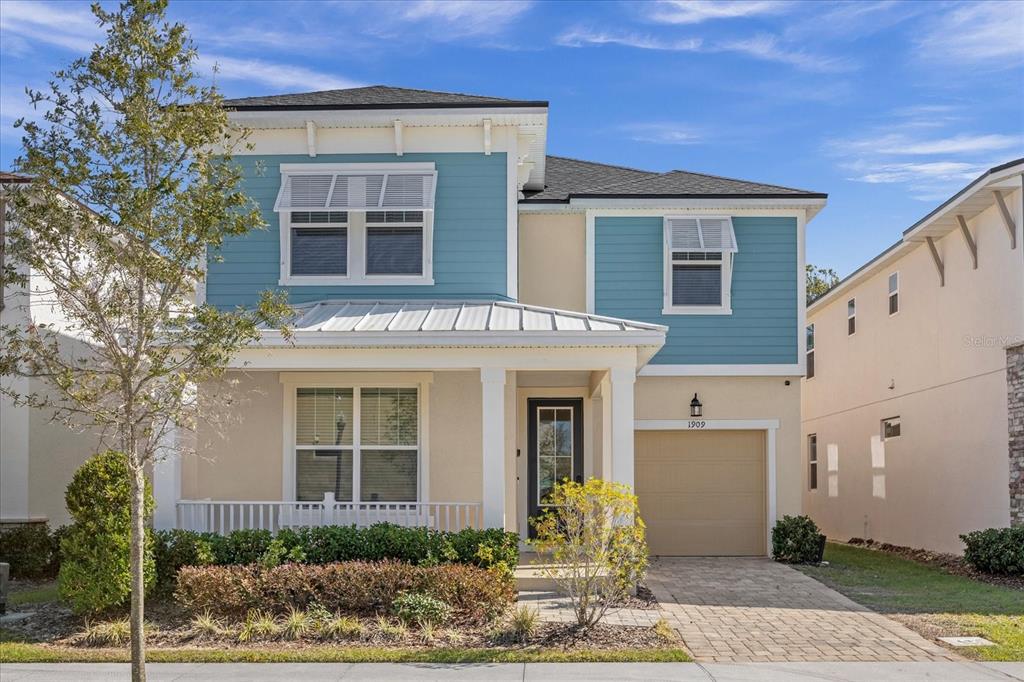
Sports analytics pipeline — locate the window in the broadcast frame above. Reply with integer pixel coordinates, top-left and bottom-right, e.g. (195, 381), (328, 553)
(808, 434), (818, 490)
(806, 324), (815, 379)
(663, 216), (738, 314)
(295, 386), (419, 502)
(882, 416), (901, 441)
(290, 212), (348, 276)
(888, 272), (899, 316)
(847, 298), (856, 336)
(275, 164), (436, 285)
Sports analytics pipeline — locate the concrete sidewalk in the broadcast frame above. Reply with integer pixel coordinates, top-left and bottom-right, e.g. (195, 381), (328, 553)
(1, 661), (1022, 681)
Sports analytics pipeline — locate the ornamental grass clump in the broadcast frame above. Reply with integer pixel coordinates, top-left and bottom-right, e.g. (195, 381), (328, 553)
(530, 478), (648, 628)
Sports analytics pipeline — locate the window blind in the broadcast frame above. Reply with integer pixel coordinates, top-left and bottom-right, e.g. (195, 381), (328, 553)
(366, 226), (423, 275)
(291, 227), (348, 276)
(672, 263), (722, 306)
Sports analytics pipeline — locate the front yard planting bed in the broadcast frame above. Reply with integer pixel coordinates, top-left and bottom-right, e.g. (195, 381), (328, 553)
(798, 542), (1024, 661)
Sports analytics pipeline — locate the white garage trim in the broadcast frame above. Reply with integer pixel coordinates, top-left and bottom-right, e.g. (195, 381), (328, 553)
(634, 418), (778, 555)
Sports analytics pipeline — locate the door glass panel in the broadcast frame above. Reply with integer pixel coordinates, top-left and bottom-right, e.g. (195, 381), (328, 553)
(537, 406), (574, 505)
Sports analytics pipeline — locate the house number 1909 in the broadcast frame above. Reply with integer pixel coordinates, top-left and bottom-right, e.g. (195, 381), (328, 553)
(687, 420), (707, 429)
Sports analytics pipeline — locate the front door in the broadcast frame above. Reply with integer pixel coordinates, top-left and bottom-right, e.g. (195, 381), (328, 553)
(527, 398), (584, 537)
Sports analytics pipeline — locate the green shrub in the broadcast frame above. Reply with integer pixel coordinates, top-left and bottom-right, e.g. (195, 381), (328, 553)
(961, 527), (1024, 575)
(771, 515), (824, 564)
(153, 529), (215, 594)
(213, 529), (273, 565)
(0, 523), (61, 579)
(58, 450), (155, 614)
(175, 560), (514, 624)
(393, 591), (452, 627)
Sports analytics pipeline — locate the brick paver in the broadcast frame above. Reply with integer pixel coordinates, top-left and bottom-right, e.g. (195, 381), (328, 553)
(647, 556), (959, 662)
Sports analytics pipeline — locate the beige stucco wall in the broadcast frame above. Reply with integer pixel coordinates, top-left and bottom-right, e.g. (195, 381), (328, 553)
(635, 375), (804, 520)
(802, 188), (1023, 553)
(517, 212), (586, 312)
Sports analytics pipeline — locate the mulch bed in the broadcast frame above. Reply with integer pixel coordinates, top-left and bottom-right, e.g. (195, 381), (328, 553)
(1, 597), (671, 653)
(846, 538), (1024, 590)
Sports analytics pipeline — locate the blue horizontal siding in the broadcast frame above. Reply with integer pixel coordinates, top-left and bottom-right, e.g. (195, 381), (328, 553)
(595, 216), (798, 365)
(206, 153), (508, 308)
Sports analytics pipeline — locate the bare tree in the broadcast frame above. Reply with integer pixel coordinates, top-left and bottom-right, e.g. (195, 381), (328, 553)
(0, 2), (288, 679)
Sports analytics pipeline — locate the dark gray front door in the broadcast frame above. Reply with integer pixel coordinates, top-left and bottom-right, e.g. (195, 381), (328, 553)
(527, 398), (584, 537)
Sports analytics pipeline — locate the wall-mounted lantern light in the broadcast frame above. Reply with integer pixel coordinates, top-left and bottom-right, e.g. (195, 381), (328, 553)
(690, 393), (703, 418)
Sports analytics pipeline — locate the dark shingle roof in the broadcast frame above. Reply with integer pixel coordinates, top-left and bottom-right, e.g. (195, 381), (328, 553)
(223, 85), (547, 111)
(521, 156), (826, 202)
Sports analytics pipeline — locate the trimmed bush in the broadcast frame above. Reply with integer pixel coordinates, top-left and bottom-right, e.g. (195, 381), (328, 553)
(961, 527), (1024, 575)
(153, 529), (215, 594)
(175, 560), (514, 624)
(393, 592), (451, 627)
(0, 523), (62, 579)
(772, 515), (824, 564)
(58, 450), (155, 614)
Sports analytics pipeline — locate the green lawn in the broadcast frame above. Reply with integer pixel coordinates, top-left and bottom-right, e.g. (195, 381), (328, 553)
(798, 543), (1024, 661)
(0, 639), (691, 664)
(8, 583), (60, 607)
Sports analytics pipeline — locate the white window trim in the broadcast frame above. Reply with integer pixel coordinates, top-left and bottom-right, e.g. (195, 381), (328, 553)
(847, 297), (857, 336)
(662, 215), (736, 316)
(281, 373), (432, 503)
(805, 323), (815, 380)
(808, 433), (818, 491)
(888, 271), (900, 317)
(280, 211), (434, 286)
(881, 416), (901, 441)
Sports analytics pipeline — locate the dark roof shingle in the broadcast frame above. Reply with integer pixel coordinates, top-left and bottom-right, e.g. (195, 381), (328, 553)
(223, 85), (547, 110)
(521, 156), (825, 202)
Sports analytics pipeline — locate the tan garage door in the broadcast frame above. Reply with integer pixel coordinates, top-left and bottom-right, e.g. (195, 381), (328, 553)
(636, 430), (766, 556)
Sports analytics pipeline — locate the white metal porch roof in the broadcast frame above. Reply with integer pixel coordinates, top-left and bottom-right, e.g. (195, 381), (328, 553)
(258, 300), (667, 362)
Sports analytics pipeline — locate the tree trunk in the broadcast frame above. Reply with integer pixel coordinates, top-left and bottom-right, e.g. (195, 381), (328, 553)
(129, 459), (147, 682)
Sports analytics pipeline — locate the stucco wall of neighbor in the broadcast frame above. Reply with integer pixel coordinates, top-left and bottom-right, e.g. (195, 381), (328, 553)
(517, 212), (587, 313)
(595, 215), (799, 365)
(634, 375), (802, 520)
(802, 188), (1024, 553)
(1008, 343), (1024, 526)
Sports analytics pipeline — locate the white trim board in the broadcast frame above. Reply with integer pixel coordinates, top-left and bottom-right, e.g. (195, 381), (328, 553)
(640, 364), (802, 376)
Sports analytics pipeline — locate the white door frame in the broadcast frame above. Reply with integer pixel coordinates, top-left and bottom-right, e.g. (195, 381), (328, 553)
(634, 418), (779, 555)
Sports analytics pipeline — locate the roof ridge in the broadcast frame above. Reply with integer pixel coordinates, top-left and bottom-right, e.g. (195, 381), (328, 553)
(546, 154), (658, 176)
(359, 84), (519, 101)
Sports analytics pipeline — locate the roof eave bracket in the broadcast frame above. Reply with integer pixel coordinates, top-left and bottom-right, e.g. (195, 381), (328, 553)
(926, 236), (945, 287)
(956, 215), (978, 269)
(993, 190), (1018, 249)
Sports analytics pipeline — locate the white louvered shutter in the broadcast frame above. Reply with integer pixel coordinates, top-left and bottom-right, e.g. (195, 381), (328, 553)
(278, 175), (333, 209)
(698, 218), (737, 252)
(382, 174), (435, 209)
(276, 169), (437, 212)
(668, 217), (702, 250)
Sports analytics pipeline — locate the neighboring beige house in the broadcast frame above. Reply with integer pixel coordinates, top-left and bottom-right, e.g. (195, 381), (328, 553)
(802, 159), (1024, 554)
(0, 173), (102, 528)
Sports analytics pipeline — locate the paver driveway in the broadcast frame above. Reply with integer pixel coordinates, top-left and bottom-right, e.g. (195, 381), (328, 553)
(647, 557), (959, 663)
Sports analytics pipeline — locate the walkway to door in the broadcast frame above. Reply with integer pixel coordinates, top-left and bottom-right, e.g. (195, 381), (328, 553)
(647, 557), (959, 663)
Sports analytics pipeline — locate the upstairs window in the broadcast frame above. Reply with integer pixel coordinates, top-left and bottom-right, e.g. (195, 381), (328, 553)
(882, 416), (901, 441)
(847, 298), (856, 336)
(888, 272), (899, 316)
(274, 164), (436, 286)
(806, 324), (815, 379)
(663, 216), (738, 315)
(808, 433), (818, 490)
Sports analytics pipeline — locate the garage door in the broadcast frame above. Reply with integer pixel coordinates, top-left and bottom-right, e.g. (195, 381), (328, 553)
(636, 430), (766, 556)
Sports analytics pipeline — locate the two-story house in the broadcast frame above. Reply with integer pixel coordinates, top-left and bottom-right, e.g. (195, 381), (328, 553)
(4, 86), (826, 557)
(802, 159), (1023, 554)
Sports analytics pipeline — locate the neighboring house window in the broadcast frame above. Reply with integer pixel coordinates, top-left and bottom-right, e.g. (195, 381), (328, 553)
(808, 434), (818, 490)
(806, 324), (815, 379)
(847, 298), (856, 336)
(295, 387), (419, 502)
(888, 272), (899, 316)
(274, 164), (437, 286)
(881, 416), (901, 441)
(663, 216), (738, 315)
(290, 212), (348, 276)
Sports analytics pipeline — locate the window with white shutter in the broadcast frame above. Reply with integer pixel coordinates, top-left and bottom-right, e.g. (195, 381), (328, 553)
(663, 216), (738, 314)
(275, 164), (436, 285)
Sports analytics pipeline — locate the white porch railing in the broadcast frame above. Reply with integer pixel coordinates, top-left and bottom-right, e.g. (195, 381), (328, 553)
(175, 495), (482, 534)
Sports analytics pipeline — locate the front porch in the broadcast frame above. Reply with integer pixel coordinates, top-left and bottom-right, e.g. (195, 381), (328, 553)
(154, 300), (667, 536)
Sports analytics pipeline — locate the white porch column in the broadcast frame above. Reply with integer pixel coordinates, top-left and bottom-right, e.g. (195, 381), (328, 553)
(609, 367), (636, 489)
(152, 424), (181, 530)
(480, 367), (506, 529)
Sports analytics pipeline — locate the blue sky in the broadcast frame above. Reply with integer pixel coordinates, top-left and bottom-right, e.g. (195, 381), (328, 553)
(1, 0), (1022, 275)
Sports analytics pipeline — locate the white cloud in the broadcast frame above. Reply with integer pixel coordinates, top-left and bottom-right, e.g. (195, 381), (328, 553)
(0, 0), (100, 55)
(645, 0), (790, 25)
(620, 122), (704, 145)
(828, 132), (1020, 158)
(197, 56), (363, 92)
(398, 0), (533, 38)
(719, 34), (855, 73)
(556, 27), (701, 51)
(917, 1), (1024, 68)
